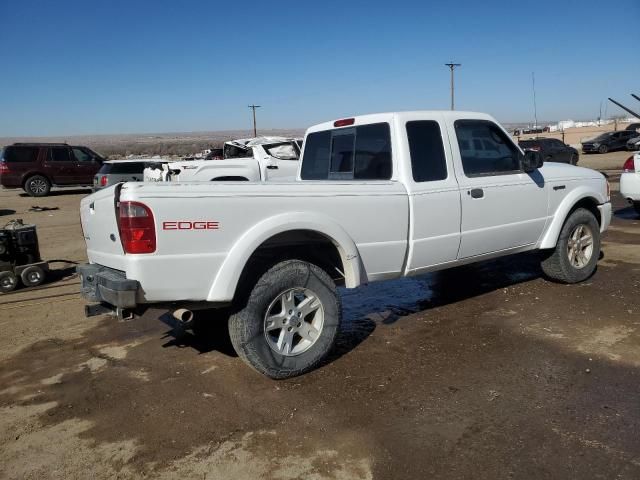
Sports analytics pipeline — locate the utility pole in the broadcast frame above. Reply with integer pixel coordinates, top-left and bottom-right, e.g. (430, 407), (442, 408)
(248, 104), (261, 137)
(531, 72), (538, 128)
(444, 62), (461, 110)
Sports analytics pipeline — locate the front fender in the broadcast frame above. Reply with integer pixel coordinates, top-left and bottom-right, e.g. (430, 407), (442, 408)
(207, 212), (364, 302)
(539, 186), (607, 249)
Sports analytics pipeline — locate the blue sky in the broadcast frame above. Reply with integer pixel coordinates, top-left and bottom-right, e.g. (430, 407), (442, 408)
(1, 0), (639, 136)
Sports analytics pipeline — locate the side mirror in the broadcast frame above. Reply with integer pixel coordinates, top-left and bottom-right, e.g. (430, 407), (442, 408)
(522, 150), (543, 172)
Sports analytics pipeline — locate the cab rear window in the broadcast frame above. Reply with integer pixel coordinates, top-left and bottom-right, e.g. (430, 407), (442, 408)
(301, 123), (392, 180)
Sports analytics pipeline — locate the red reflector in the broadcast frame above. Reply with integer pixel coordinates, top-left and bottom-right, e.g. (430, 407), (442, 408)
(623, 156), (635, 173)
(334, 118), (355, 127)
(100, 175), (108, 186)
(118, 201), (156, 254)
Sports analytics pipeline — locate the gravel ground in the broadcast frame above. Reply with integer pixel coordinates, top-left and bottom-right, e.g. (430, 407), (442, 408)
(0, 152), (639, 479)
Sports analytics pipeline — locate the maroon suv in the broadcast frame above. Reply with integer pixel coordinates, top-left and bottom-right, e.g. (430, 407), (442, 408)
(0, 143), (104, 197)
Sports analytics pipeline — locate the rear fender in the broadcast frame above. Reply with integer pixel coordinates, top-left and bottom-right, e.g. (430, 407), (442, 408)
(539, 186), (606, 249)
(207, 213), (364, 302)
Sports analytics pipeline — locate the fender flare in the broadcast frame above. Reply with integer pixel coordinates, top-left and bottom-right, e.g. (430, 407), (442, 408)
(207, 212), (364, 302)
(539, 187), (606, 249)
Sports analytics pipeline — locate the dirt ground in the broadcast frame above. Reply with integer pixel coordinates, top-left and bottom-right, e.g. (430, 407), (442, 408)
(1, 151), (639, 479)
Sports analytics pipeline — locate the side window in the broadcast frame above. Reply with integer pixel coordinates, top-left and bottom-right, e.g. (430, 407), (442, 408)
(300, 131), (331, 179)
(301, 123), (392, 180)
(3, 146), (39, 163)
(454, 120), (521, 176)
(406, 120), (447, 182)
(49, 147), (71, 162)
(263, 143), (299, 160)
(72, 147), (92, 162)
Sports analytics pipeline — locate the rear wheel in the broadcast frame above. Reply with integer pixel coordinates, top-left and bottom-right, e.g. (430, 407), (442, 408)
(228, 259), (341, 379)
(570, 153), (578, 165)
(24, 175), (51, 197)
(541, 208), (600, 283)
(598, 144), (609, 154)
(0, 271), (18, 292)
(20, 265), (45, 287)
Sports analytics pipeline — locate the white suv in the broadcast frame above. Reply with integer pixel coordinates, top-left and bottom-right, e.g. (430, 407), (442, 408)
(620, 153), (640, 214)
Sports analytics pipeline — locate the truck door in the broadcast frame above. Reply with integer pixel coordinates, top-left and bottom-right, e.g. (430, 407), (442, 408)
(404, 117), (462, 273)
(450, 119), (548, 258)
(71, 147), (101, 184)
(261, 142), (300, 181)
(45, 146), (77, 185)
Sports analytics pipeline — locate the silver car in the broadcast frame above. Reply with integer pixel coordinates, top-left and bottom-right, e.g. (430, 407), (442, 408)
(93, 160), (147, 191)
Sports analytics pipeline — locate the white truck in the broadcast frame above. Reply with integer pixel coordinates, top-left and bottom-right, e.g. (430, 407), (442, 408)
(78, 111), (611, 378)
(620, 152), (640, 215)
(154, 137), (301, 183)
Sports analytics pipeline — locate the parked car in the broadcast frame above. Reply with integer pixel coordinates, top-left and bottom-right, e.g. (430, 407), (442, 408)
(78, 110), (611, 379)
(626, 135), (640, 151)
(581, 131), (638, 153)
(620, 153), (640, 215)
(625, 122), (640, 132)
(518, 138), (579, 164)
(0, 143), (104, 196)
(94, 160), (149, 191)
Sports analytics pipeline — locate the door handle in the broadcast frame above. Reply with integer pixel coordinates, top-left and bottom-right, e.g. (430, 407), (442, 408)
(469, 188), (484, 199)
(266, 165), (278, 170)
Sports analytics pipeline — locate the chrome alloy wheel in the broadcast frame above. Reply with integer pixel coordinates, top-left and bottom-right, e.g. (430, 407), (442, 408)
(29, 178), (48, 194)
(567, 224), (594, 269)
(263, 288), (324, 356)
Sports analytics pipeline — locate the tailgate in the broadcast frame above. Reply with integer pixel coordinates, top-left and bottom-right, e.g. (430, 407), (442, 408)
(80, 185), (125, 258)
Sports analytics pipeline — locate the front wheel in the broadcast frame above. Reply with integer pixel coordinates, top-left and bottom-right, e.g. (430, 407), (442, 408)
(598, 144), (609, 154)
(570, 153), (578, 165)
(540, 208), (600, 283)
(228, 260), (341, 379)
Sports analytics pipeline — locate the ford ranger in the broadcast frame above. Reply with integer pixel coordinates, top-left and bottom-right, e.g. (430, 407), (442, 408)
(78, 111), (612, 378)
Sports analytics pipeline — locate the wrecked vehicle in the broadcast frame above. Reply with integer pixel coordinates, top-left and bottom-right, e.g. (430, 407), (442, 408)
(157, 137), (301, 182)
(78, 111), (611, 379)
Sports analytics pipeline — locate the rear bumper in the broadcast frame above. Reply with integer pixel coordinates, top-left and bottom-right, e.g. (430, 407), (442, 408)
(620, 173), (640, 201)
(77, 263), (139, 308)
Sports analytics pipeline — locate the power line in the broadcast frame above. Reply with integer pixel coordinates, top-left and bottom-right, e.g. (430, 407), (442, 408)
(248, 104), (261, 137)
(444, 62), (461, 110)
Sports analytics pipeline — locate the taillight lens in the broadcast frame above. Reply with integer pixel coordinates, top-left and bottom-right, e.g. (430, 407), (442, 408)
(0, 162), (9, 173)
(118, 201), (156, 254)
(623, 156), (635, 173)
(100, 175), (108, 186)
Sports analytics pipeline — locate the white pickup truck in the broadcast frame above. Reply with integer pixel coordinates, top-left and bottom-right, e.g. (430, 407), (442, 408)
(157, 137), (301, 183)
(78, 111), (611, 378)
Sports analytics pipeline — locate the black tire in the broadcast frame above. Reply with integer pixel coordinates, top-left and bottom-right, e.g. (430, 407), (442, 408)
(20, 265), (45, 287)
(540, 208), (601, 283)
(228, 259), (341, 379)
(0, 271), (18, 292)
(633, 202), (640, 216)
(570, 154), (578, 165)
(24, 175), (51, 197)
(598, 144), (608, 154)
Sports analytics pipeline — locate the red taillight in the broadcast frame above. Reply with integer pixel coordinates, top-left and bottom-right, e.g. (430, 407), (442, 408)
(623, 156), (635, 173)
(0, 162), (9, 173)
(334, 118), (355, 127)
(100, 175), (108, 186)
(118, 201), (156, 254)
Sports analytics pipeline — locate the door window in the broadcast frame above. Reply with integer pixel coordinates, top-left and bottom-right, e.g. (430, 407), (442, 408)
(454, 120), (521, 176)
(72, 147), (93, 162)
(406, 120), (447, 182)
(49, 147), (71, 162)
